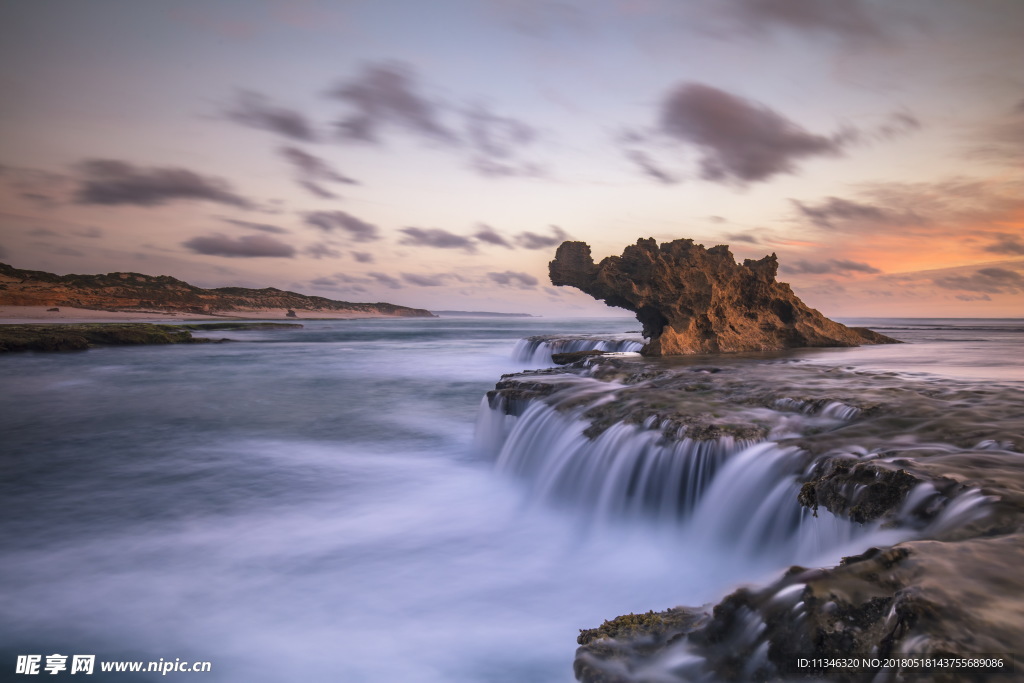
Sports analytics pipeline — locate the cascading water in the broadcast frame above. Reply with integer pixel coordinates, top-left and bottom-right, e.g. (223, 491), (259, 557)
(513, 335), (645, 366)
(476, 379), (908, 568)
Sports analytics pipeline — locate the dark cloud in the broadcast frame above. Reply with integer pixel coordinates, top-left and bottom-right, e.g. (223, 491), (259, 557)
(226, 90), (318, 142)
(516, 225), (570, 250)
(401, 272), (449, 287)
(983, 234), (1024, 256)
(660, 83), (842, 184)
(310, 276), (337, 286)
(279, 146), (357, 199)
(956, 294), (992, 302)
(29, 227), (60, 237)
(399, 227), (476, 252)
(219, 218), (289, 234)
(71, 227), (104, 238)
(728, 0), (884, 42)
(368, 272), (403, 289)
(351, 251), (375, 263)
(474, 224), (514, 248)
(933, 267), (1023, 294)
(20, 192), (58, 209)
(725, 232), (759, 244)
(793, 196), (926, 229)
(463, 106), (540, 177)
(304, 211), (380, 242)
(75, 159), (253, 208)
(182, 233), (296, 258)
(304, 242), (342, 259)
(487, 271), (539, 288)
(782, 259), (881, 275)
(626, 150), (679, 184)
(330, 62), (456, 144)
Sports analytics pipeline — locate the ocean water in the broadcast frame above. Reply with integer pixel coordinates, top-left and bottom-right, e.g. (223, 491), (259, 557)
(0, 317), (1020, 682)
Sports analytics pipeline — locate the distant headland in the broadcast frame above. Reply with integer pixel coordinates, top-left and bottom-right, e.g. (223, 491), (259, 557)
(0, 262), (434, 320)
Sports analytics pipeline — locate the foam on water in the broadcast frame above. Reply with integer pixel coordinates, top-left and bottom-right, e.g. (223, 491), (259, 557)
(0, 317), (1017, 682)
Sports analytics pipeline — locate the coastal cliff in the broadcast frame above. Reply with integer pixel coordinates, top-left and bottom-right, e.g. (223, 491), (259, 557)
(0, 262), (434, 318)
(549, 238), (897, 356)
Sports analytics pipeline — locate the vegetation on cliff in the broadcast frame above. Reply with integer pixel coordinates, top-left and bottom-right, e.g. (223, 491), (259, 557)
(0, 262), (434, 318)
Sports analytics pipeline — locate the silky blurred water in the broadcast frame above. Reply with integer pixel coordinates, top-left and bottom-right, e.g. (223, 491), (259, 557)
(0, 317), (1019, 681)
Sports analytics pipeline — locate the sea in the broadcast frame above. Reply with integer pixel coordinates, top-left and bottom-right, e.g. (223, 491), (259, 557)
(0, 317), (1020, 682)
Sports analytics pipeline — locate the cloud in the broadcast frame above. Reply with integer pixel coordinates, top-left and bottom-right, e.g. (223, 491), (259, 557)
(304, 211), (380, 241)
(659, 83), (843, 184)
(279, 146), (357, 199)
(488, 270), (539, 288)
(793, 196), (926, 229)
(933, 267), (1023, 294)
(329, 62), (456, 144)
(725, 232), (759, 244)
(225, 90), (318, 142)
(968, 101), (1024, 164)
(304, 242), (342, 259)
(219, 218), (289, 234)
(75, 159), (253, 208)
(515, 225), (570, 250)
(182, 233), (296, 258)
(782, 258), (881, 276)
(399, 226), (476, 252)
(875, 111), (921, 140)
(0, 164), (72, 206)
(368, 271), (403, 289)
(0, 244), (7, 259)
(955, 294), (992, 302)
(71, 226), (104, 238)
(401, 272), (449, 286)
(474, 224), (514, 248)
(625, 150), (679, 184)
(351, 251), (375, 263)
(463, 106), (540, 177)
(983, 233), (1024, 256)
(727, 0), (885, 42)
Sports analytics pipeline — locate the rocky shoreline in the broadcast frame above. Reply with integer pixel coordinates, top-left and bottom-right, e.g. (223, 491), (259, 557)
(0, 322), (300, 352)
(485, 351), (1023, 682)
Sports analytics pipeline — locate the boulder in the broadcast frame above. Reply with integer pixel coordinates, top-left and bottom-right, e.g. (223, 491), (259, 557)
(549, 238), (899, 356)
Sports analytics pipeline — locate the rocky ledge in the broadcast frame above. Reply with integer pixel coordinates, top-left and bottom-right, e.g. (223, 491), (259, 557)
(548, 238), (898, 356)
(0, 322), (299, 352)
(486, 354), (1022, 681)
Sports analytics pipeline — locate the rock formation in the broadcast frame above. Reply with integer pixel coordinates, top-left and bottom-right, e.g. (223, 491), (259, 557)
(0, 262), (434, 318)
(549, 238), (897, 356)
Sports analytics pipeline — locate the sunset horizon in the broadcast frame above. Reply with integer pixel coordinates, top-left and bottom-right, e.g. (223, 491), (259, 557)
(2, 0), (1022, 319)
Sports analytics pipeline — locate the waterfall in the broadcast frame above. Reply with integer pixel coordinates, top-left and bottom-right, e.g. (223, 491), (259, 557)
(476, 389), (900, 564)
(512, 336), (645, 366)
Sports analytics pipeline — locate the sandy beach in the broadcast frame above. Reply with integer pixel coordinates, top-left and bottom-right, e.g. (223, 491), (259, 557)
(0, 306), (414, 324)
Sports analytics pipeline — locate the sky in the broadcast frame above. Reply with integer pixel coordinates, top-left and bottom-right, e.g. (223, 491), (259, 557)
(0, 0), (1022, 317)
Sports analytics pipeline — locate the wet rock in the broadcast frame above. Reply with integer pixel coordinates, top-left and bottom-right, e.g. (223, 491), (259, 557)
(551, 350), (607, 365)
(0, 323), (217, 353)
(548, 238), (900, 356)
(798, 460), (921, 523)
